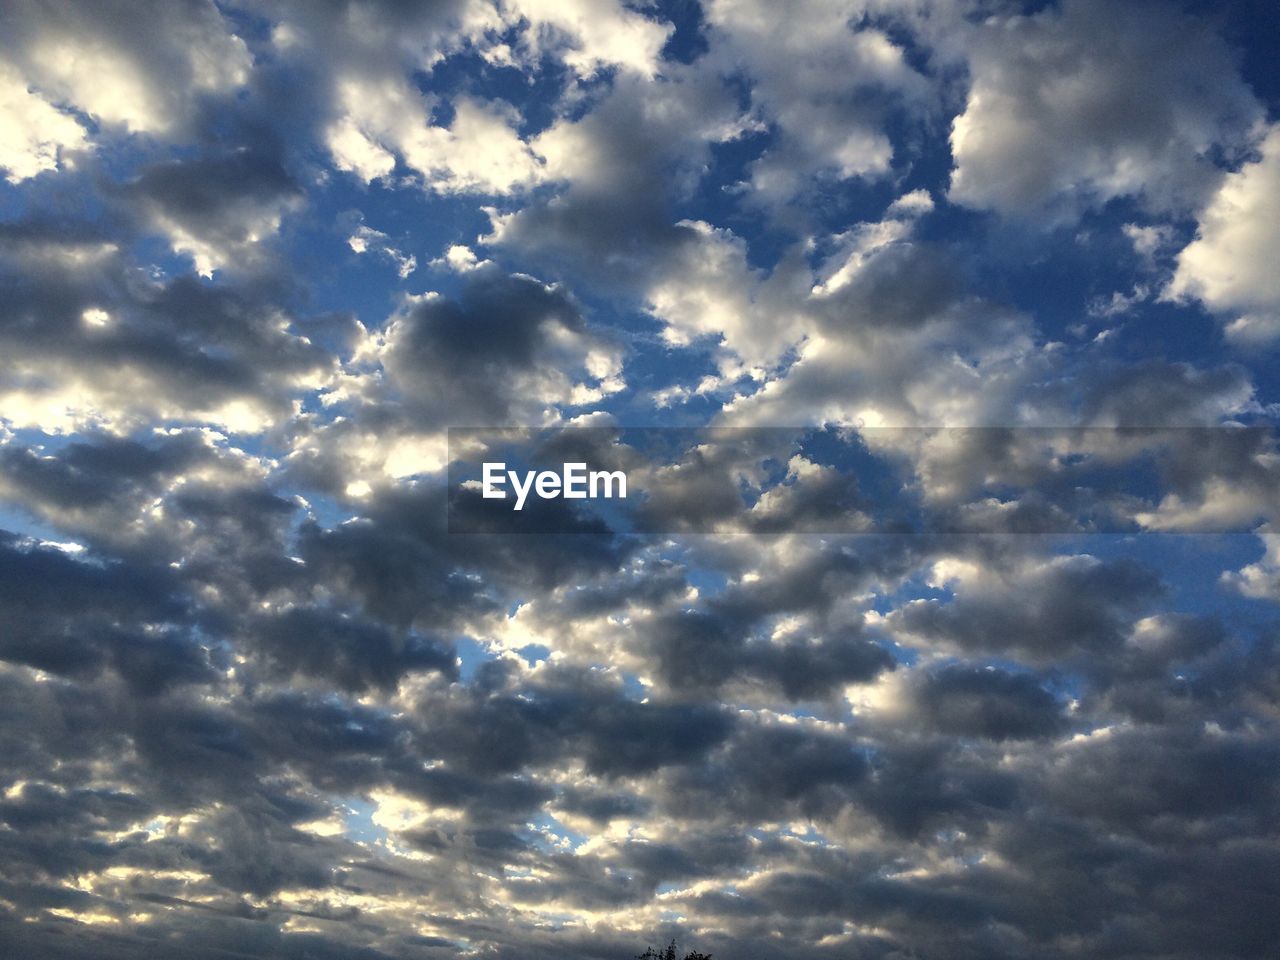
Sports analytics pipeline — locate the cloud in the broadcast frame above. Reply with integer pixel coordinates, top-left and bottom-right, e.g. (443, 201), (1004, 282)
(0, 62), (89, 183)
(0, 0), (251, 136)
(1223, 526), (1280, 599)
(431, 243), (490, 273)
(326, 90), (546, 194)
(117, 152), (304, 277)
(702, 0), (931, 206)
(949, 0), (1261, 222)
(347, 223), (416, 278)
(0, 531), (201, 690)
(505, 0), (674, 78)
(246, 606), (456, 692)
(888, 550), (1162, 663)
(285, 271), (623, 497)
(0, 224), (333, 433)
(1169, 124), (1280, 343)
(903, 663), (1068, 741)
(485, 65), (748, 297)
(1, 1), (1279, 957)
(376, 275), (619, 414)
(273, 0), (673, 195)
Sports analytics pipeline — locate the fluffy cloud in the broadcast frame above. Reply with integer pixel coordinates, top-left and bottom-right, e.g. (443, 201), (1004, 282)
(505, 0), (674, 78)
(0, 62), (89, 183)
(1, 1), (1279, 958)
(0, 0), (251, 135)
(347, 222), (417, 278)
(1169, 125), (1280, 342)
(485, 65), (748, 285)
(0, 225), (332, 433)
(326, 88), (546, 194)
(949, 0), (1261, 221)
(283, 271), (623, 496)
(118, 152), (304, 277)
(1222, 526), (1280, 599)
(888, 550), (1162, 663)
(702, 0), (931, 205)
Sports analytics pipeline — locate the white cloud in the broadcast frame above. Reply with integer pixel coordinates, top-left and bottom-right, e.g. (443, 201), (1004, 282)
(1222, 526), (1280, 599)
(275, 0), (678, 203)
(645, 220), (803, 373)
(703, 0), (930, 204)
(0, 62), (89, 183)
(2, 0), (251, 135)
(655, 193), (1041, 429)
(1122, 223), (1175, 262)
(1135, 477), (1280, 533)
(949, 0), (1260, 221)
(885, 189), (934, 219)
(419, 98), (544, 194)
(348, 224), (417, 278)
(326, 116), (397, 182)
(155, 206), (293, 279)
(1168, 125), (1280, 343)
(506, 0), (673, 78)
(326, 82), (544, 194)
(432, 244), (491, 273)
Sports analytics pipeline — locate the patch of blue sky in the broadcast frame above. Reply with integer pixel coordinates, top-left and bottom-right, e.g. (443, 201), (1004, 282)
(453, 634), (495, 683)
(621, 671), (649, 701)
(526, 811), (589, 853)
(293, 179), (485, 323)
(422, 43), (577, 139)
(0, 502), (86, 549)
(340, 796), (386, 846)
(515, 642), (551, 666)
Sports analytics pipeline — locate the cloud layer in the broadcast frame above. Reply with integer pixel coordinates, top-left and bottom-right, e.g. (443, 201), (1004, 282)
(1, 2), (1279, 959)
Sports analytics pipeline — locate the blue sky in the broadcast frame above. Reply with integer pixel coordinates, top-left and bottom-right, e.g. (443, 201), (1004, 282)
(1, 1), (1279, 958)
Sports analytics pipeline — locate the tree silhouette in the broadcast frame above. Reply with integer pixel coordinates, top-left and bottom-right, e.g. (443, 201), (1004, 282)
(637, 939), (712, 960)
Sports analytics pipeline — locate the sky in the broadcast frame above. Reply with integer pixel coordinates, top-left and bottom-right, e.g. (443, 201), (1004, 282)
(1, 0), (1280, 958)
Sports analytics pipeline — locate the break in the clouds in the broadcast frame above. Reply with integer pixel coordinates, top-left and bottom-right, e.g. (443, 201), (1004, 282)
(1, 2), (1280, 959)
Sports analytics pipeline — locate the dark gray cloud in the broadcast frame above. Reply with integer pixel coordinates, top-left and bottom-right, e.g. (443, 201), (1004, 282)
(888, 551), (1163, 663)
(0, 221), (333, 432)
(642, 608), (894, 699)
(112, 151), (303, 276)
(380, 272), (612, 423)
(485, 67), (743, 290)
(249, 606), (456, 692)
(907, 663), (1068, 741)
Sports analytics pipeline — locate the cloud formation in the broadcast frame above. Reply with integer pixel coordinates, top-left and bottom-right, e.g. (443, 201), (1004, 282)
(1, 2), (1279, 959)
